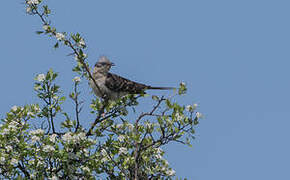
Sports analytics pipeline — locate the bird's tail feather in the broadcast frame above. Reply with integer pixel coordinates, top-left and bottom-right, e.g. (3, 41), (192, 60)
(148, 86), (175, 90)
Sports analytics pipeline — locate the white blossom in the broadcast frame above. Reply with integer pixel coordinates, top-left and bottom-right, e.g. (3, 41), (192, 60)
(81, 166), (90, 172)
(50, 175), (58, 180)
(34, 84), (42, 91)
(27, 111), (35, 117)
(101, 156), (109, 163)
(7, 146), (12, 152)
(155, 154), (162, 159)
(49, 134), (57, 143)
(11, 158), (18, 166)
(55, 32), (65, 41)
(63, 120), (73, 127)
(73, 76), (81, 83)
(11, 105), (18, 112)
(118, 147), (128, 155)
(175, 113), (183, 121)
(33, 105), (41, 112)
(43, 145), (55, 152)
(30, 173), (36, 179)
(31, 136), (40, 143)
(116, 124), (123, 129)
(87, 138), (97, 144)
(62, 132), (73, 142)
(82, 148), (89, 157)
(145, 122), (153, 129)
(1, 128), (10, 135)
(68, 152), (78, 160)
(27, 0), (39, 5)
(100, 149), (109, 162)
(196, 112), (203, 119)
(36, 74), (46, 82)
(117, 135), (125, 142)
(0, 157), (5, 163)
(37, 160), (44, 167)
(101, 149), (107, 156)
(12, 137), (20, 144)
(180, 82), (186, 86)
(127, 123), (134, 131)
(82, 53), (88, 58)
(28, 160), (34, 165)
(52, 95), (59, 101)
(77, 38), (86, 47)
(62, 132), (86, 143)
(186, 105), (192, 112)
(166, 169), (176, 176)
(156, 147), (163, 154)
(26, 7), (32, 13)
(8, 122), (18, 130)
(74, 55), (79, 61)
(43, 25), (49, 31)
(186, 104), (198, 112)
(30, 129), (44, 136)
(73, 132), (86, 142)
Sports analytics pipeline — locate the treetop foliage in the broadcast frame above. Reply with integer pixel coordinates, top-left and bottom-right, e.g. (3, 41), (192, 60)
(0, 1), (202, 179)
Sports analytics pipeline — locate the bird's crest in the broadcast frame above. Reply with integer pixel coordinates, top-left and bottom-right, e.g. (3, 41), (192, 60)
(95, 56), (111, 66)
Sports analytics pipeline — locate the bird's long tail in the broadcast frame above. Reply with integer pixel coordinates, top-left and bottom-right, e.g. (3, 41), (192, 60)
(147, 86), (175, 90)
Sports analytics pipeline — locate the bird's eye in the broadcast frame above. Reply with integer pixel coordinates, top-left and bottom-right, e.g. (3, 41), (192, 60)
(95, 63), (101, 67)
(95, 62), (108, 67)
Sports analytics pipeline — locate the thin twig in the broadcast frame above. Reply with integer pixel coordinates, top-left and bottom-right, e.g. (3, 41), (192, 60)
(73, 83), (81, 132)
(17, 162), (30, 179)
(46, 81), (55, 133)
(136, 96), (165, 123)
(133, 96), (165, 179)
(104, 148), (129, 179)
(86, 99), (108, 136)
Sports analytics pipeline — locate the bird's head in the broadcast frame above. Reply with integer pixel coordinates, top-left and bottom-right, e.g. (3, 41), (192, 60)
(93, 56), (115, 74)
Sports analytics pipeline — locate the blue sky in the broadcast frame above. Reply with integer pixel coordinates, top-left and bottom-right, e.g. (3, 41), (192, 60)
(1, 0), (290, 179)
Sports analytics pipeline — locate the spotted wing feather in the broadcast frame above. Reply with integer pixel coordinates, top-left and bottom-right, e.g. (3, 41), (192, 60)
(105, 73), (148, 94)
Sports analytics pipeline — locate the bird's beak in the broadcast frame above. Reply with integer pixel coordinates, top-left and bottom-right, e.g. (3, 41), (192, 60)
(111, 62), (115, 66)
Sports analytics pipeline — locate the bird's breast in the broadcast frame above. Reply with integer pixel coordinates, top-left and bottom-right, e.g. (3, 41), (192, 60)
(90, 76), (107, 96)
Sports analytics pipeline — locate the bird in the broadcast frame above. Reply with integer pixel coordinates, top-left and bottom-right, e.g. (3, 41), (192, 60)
(89, 56), (174, 100)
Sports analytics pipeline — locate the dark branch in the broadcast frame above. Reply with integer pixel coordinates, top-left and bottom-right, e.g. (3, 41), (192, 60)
(17, 163), (30, 179)
(73, 82), (81, 132)
(86, 99), (109, 136)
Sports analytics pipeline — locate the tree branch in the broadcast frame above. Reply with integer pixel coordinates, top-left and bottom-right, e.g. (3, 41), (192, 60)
(31, 5), (105, 98)
(73, 82), (81, 132)
(86, 99), (109, 136)
(17, 162), (30, 179)
(46, 81), (55, 133)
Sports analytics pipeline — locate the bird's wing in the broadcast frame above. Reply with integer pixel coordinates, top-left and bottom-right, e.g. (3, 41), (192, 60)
(105, 73), (148, 94)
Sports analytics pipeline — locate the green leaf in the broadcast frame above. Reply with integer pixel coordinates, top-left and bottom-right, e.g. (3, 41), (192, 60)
(152, 95), (159, 101)
(59, 96), (66, 102)
(43, 5), (51, 15)
(178, 82), (187, 95)
(54, 42), (59, 48)
(166, 99), (172, 108)
(194, 117), (199, 125)
(36, 31), (44, 34)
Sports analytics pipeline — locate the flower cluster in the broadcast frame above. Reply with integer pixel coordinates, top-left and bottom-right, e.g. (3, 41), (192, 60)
(72, 76), (81, 83)
(55, 32), (65, 41)
(26, 0), (40, 5)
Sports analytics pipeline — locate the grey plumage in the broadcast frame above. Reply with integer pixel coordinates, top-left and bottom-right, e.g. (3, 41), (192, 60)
(90, 56), (174, 100)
